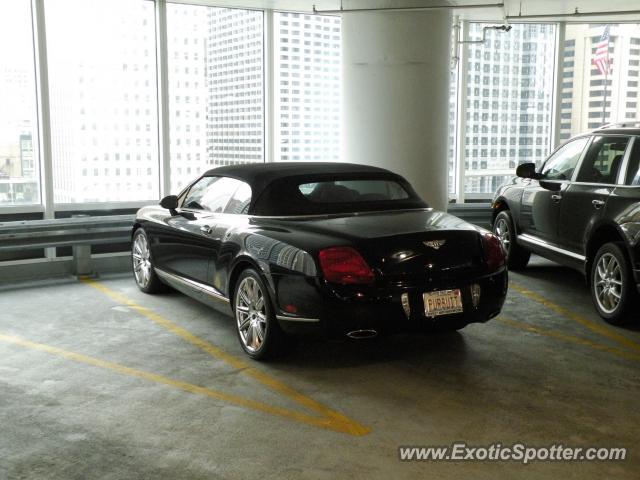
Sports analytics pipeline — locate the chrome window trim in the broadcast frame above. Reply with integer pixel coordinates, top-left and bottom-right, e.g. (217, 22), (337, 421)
(616, 136), (635, 185)
(518, 233), (586, 262)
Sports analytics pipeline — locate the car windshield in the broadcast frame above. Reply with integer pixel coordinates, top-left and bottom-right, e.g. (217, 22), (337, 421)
(252, 174), (427, 216)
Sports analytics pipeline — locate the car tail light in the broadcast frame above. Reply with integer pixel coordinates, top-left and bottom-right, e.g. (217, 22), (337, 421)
(318, 247), (375, 285)
(482, 233), (506, 272)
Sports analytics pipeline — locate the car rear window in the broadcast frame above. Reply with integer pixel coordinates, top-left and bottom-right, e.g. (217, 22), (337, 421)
(298, 180), (410, 203)
(252, 174), (427, 216)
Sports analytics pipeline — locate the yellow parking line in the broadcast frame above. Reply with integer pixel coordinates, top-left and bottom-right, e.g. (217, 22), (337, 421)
(0, 333), (364, 435)
(80, 277), (370, 437)
(497, 317), (640, 363)
(510, 282), (640, 355)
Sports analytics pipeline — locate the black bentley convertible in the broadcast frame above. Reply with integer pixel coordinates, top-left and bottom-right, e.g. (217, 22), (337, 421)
(132, 163), (508, 359)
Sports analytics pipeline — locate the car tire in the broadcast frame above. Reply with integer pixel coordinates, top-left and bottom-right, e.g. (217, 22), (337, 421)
(132, 228), (166, 294)
(233, 268), (292, 360)
(590, 242), (637, 325)
(493, 210), (530, 270)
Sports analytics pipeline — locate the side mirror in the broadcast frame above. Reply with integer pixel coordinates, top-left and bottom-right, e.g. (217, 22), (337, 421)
(516, 162), (538, 179)
(160, 195), (178, 214)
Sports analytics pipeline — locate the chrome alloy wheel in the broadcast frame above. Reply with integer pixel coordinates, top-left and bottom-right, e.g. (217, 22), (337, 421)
(493, 217), (511, 253)
(132, 233), (153, 288)
(594, 253), (623, 314)
(235, 276), (267, 353)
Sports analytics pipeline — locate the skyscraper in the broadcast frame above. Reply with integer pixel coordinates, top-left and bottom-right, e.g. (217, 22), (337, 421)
(47, 0), (159, 203)
(274, 12), (341, 162)
(206, 8), (264, 166)
(560, 24), (640, 140)
(453, 23), (557, 196)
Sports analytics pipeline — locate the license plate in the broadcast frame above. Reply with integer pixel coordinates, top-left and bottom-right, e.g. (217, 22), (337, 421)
(423, 289), (463, 317)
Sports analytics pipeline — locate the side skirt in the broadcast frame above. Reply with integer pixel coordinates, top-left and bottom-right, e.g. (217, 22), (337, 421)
(517, 234), (587, 273)
(155, 268), (233, 317)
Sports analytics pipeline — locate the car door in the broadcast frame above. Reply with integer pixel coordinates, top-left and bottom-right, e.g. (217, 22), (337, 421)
(558, 135), (632, 255)
(519, 136), (590, 244)
(156, 176), (242, 284)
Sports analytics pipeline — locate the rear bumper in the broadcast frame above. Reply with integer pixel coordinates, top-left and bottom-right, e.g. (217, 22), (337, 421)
(275, 269), (508, 338)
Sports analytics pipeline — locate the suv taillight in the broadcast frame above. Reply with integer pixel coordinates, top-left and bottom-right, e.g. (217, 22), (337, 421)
(482, 233), (506, 272)
(318, 247), (375, 285)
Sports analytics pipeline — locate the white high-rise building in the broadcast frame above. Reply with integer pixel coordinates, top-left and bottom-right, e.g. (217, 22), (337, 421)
(560, 24), (640, 140)
(1, 2), (341, 204)
(167, 4), (209, 193)
(47, 0), (159, 203)
(274, 13), (341, 162)
(206, 8), (264, 168)
(462, 23), (557, 194)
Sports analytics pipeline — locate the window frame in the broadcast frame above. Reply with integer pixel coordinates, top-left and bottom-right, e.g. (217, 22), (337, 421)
(538, 135), (591, 183)
(1, 3), (345, 218)
(179, 175), (252, 215)
(573, 134), (633, 186)
(0, 0), (43, 212)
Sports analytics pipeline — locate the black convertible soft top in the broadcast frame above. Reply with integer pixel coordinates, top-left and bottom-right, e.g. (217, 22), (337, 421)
(205, 162), (389, 191)
(202, 162), (427, 215)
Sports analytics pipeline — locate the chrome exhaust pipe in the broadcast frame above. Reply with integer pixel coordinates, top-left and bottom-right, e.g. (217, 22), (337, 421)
(346, 329), (378, 339)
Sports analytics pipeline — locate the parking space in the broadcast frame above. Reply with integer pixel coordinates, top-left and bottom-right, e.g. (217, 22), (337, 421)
(1, 255), (639, 479)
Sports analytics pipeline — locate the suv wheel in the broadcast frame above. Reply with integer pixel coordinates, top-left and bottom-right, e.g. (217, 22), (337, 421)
(591, 242), (636, 325)
(493, 210), (530, 270)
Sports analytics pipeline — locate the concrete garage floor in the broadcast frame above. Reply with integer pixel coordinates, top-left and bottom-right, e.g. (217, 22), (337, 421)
(1, 255), (639, 479)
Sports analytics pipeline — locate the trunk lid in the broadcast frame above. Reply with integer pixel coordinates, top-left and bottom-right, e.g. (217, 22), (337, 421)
(268, 209), (487, 281)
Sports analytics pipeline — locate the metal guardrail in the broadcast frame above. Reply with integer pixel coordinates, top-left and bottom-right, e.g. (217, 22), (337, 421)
(0, 215), (134, 275)
(0, 207), (492, 276)
(446, 203), (493, 229)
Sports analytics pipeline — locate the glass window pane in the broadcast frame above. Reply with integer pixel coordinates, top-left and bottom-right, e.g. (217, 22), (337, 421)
(576, 135), (628, 183)
(224, 181), (251, 214)
(0, 1), (40, 206)
(183, 176), (240, 212)
(541, 137), (589, 180)
(274, 12), (341, 162)
(463, 23), (557, 195)
(448, 58), (459, 198)
(46, 0), (158, 203)
(625, 140), (640, 185)
(167, 4), (264, 193)
(560, 24), (640, 141)
(182, 176), (217, 210)
(298, 180), (409, 202)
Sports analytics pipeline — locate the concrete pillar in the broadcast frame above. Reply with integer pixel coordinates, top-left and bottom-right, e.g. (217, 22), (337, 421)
(343, 9), (452, 211)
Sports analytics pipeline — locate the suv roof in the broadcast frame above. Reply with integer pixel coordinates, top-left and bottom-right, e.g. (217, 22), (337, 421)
(592, 122), (640, 135)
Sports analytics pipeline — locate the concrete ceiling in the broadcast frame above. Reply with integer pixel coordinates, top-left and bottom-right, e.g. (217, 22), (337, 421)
(173, 0), (640, 22)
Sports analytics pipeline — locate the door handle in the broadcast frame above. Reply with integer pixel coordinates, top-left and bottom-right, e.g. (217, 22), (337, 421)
(551, 194), (562, 203)
(592, 199), (605, 209)
(200, 225), (213, 235)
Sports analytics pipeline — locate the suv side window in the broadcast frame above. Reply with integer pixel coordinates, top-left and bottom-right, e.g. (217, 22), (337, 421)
(224, 181), (252, 214)
(625, 138), (640, 185)
(576, 136), (630, 184)
(540, 137), (589, 181)
(182, 176), (242, 212)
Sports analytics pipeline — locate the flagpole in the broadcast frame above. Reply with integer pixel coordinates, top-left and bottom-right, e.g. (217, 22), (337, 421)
(603, 69), (608, 125)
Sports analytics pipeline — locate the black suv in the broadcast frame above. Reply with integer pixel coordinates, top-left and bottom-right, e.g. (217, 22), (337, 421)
(492, 124), (640, 324)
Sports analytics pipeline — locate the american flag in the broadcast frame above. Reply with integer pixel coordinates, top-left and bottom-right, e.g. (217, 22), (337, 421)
(593, 25), (611, 76)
